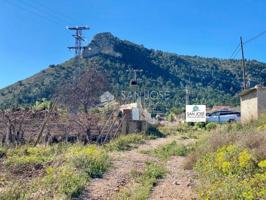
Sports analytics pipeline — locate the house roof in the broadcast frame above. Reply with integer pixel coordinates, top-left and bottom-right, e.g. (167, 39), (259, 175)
(119, 103), (138, 110)
(239, 86), (266, 97)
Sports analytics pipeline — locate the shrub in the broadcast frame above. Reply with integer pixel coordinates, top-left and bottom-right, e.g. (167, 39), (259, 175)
(195, 144), (266, 199)
(205, 122), (217, 131)
(65, 145), (109, 178)
(145, 126), (165, 138)
(195, 122), (205, 129)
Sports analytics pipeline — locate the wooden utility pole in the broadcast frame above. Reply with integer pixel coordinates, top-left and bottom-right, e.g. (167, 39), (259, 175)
(240, 36), (247, 90)
(185, 85), (189, 105)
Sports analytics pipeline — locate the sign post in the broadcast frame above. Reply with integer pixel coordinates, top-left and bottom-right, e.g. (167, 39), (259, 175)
(186, 105), (206, 123)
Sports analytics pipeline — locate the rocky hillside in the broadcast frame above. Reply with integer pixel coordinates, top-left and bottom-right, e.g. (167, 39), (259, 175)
(1, 32), (266, 112)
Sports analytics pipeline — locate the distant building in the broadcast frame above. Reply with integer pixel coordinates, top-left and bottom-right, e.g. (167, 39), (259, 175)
(100, 91), (114, 104)
(119, 99), (158, 134)
(210, 106), (232, 112)
(239, 85), (266, 122)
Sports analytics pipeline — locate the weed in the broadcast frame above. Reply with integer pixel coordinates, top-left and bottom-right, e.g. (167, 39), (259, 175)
(38, 165), (88, 198)
(0, 143), (110, 199)
(105, 134), (145, 151)
(116, 162), (166, 200)
(65, 144), (110, 178)
(3, 145), (58, 171)
(145, 141), (191, 160)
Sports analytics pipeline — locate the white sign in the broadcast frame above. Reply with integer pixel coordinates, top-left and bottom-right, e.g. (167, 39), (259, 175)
(186, 105), (206, 122)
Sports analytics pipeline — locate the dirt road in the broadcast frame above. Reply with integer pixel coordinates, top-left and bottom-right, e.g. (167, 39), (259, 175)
(77, 135), (196, 200)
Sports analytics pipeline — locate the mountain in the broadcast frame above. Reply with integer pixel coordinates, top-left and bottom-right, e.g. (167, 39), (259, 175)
(1, 32), (266, 112)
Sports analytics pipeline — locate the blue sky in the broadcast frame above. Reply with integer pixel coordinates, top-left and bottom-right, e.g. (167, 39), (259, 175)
(0, 0), (266, 89)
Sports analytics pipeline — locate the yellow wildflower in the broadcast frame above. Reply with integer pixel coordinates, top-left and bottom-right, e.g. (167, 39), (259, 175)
(239, 150), (252, 168)
(258, 160), (266, 168)
(222, 161), (231, 173)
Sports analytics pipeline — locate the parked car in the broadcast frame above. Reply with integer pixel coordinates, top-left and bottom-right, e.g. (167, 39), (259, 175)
(207, 110), (240, 123)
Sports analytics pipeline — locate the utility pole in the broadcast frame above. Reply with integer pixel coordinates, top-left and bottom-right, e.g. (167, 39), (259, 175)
(185, 85), (189, 105)
(240, 36), (247, 90)
(185, 64), (192, 106)
(67, 26), (89, 57)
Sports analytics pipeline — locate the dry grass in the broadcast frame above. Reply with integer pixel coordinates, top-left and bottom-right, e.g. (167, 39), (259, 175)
(184, 119), (266, 170)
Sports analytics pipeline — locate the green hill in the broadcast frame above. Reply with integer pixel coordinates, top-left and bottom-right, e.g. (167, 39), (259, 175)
(1, 32), (266, 112)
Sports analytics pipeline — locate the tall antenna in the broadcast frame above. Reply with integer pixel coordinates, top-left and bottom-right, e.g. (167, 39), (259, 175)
(66, 26), (89, 57)
(240, 36), (247, 90)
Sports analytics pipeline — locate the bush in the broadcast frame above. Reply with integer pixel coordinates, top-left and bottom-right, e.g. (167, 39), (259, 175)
(195, 122), (205, 129)
(205, 122), (217, 131)
(145, 126), (165, 138)
(195, 144), (266, 199)
(166, 112), (175, 122)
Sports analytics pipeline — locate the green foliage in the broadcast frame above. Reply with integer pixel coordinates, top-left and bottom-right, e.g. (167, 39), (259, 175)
(117, 162), (166, 200)
(195, 122), (205, 129)
(195, 144), (266, 199)
(145, 126), (165, 138)
(145, 141), (190, 160)
(2, 33), (265, 111)
(65, 145), (110, 178)
(0, 143), (110, 199)
(4, 145), (58, 169)
(105, 134), (145, 151)
(166, 112), (175, 122)
(170, 107), (184, 115)
(39, 165), (88, 198)
(32, 99), (51, 110)
(0, 147), (7, 158)
(205, 122), (217, 131)
(0, 184), (27, 200)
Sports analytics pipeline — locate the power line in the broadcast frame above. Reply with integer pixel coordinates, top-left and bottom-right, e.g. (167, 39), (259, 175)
(5, 0), (63, 25)
(20, 0), (75, 25)
(230, 30), (266, 59)
(5, 0), (77, 27)
(240, 36), (247, 89)
(244, 30), (266, 44)
(230, 43), (241, 59)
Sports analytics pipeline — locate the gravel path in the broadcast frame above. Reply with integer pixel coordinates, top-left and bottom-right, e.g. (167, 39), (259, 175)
(149, 156), (197, 200)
